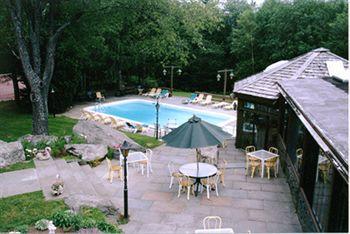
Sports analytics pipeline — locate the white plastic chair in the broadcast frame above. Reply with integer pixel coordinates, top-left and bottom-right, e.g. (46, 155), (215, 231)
(138, 149), (153, 177)
(203, 216), (222, 229)
(168, 161), (181, 189)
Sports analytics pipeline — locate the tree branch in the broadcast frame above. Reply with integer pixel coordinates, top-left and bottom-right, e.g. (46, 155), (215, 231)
(5, 0), (38, 88)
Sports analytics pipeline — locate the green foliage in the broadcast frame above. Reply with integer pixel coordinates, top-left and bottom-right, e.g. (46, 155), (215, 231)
(124, 132), (163, 149)
(52, 210), (82, 232)
(97, 221), (121, 233)
(34, 219), (50, 231)
(13, 225), (28, 233)
(0, 191), (67, 232)
(0, 160), (34, 174)
(80, 207), (106, 223)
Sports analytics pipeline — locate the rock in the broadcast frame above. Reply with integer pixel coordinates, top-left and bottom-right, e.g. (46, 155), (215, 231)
(64, 135), (72, 144)
(73, 120), (143, 151)
(64, 144), (108, 161)
(18, 134), (58, 146)
(0, 140), (25, 168)
(64, 194), (119, 216)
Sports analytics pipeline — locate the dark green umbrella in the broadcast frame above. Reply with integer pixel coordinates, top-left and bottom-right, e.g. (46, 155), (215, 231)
(162, 115), (231, 149)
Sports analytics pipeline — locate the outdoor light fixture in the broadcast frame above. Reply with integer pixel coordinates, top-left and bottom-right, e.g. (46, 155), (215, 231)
(177, 69), (182, 75)
(229, 72), (234, 79)
(120, 140), (132, 220)
(162, 65), (182, 94)
(217, 68), (234, 100)
(51, 88), (56, 118)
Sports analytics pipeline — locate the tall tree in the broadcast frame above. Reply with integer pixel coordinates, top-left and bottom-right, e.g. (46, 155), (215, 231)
(5, 0), (74, 135)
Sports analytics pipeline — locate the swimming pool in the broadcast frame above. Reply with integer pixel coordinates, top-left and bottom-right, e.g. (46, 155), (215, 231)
(86, 99), (233, 127)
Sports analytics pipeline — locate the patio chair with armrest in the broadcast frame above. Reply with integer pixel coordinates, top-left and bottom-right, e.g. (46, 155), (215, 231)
(265, 157), (278, 179)
(245, 146), (256, 175)
(268, 147), (278, 154)
(203, 216), (222, 229)
(248, 156), (261, 178)
(106, 158), (123, 183)
(217, 159), (228, 187)
(168, 161), (182, 189)
(177, 175), (195, 200)
(200, 173), (220, 199)
(137, 149), (153, 177)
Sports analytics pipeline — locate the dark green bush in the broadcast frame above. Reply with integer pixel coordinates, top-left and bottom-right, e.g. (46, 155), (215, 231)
(14, 225), (28, 233)
(97, 221), (120, 233)
(52, 210), (82, 231)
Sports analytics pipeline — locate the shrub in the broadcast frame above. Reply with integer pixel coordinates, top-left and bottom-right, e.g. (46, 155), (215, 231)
(14, 225), (28, 233)
(35, 219), (50, 231)
(52, 210), (82, 231)
(97, 221), (120, 233)
(80, 218), (96, 229)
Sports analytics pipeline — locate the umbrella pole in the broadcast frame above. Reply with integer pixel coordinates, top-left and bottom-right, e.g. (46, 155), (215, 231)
(196, 148), (199, 177)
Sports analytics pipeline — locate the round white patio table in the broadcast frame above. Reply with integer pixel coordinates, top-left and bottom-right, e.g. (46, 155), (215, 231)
(179, 162), (217, 196)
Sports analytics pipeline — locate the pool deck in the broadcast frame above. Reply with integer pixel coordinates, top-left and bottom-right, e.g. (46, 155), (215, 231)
(62, 95), (237, 136)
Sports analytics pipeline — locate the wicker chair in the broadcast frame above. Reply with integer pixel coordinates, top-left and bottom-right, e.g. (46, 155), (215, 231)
(265, 157), (278, 179)
(168, 161), (182, 189)
(201, 173), (220, 199)
(269, 147), (278, 155)
(248, 156), (261, 178)
(245, 146), (256, 176)
(106, 158), (123, 183)
(217, 159), (228, 187)
(177, 175), (194, 200)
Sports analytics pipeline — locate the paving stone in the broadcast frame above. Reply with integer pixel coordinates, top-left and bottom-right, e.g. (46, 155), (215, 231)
(248, 209), (300, 225)
(261, 183), (290, 193)
(219, 188), (248, 199)
(231, 198), (264, 210)
(210, 207), (249, 221)
(150, 201), (186, 213)
(232, 181), (262, 191)
(130, 210), (165, 224)
(263, 200), (296, 212)
(247, 190), (292, 202)
(141, 191), (173, 201)
(162, 213), (198, 227)
(137, 223), (177, 234)
(200, 196), (232, 206)
(233, 220), (268, 233)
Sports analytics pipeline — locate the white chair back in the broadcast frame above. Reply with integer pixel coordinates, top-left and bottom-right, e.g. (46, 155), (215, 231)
(203, 216), (222, 229)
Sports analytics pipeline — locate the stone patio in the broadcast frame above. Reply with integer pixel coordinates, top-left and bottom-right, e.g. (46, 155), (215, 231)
(91, 139), (302, 233)
(0, 139), (302, 233)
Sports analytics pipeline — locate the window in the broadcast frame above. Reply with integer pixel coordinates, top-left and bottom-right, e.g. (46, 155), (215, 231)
(312, 150), (333, 231)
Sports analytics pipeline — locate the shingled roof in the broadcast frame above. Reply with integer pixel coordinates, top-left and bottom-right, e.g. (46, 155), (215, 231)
(234, 48), (349, 100)
(277, 78), (348, 169)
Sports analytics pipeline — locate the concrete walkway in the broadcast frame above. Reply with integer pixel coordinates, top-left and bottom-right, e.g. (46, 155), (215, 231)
(0, 139), (302, 233)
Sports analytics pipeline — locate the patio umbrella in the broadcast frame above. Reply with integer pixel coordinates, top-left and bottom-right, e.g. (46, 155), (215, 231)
(162, 115), (231, 172)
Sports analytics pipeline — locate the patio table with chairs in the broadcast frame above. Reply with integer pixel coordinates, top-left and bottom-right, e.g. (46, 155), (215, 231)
(179, 162), (218, 196)
(246, 147), (280, 178)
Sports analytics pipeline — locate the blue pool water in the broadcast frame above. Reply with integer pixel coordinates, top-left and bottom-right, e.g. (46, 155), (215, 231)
(88, 99), (232, 127)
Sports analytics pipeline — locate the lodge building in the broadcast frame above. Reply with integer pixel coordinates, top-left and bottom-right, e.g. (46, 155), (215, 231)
(233, 48), (348, 232)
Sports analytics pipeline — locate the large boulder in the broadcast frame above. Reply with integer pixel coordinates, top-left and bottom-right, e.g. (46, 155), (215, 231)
(18, 134), (58, 146)
(64, 144), (108, 162)
(0, 140), (25, 168)
(73, 120), (143, 150)
(64, 194), (119, 216)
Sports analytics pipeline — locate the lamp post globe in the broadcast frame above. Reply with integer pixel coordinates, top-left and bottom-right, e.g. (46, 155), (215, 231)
(177, 68), (182, 75)
(229, 72), (234, 79)
(216, 74), (221, 82)
(163, 69), (167, 76)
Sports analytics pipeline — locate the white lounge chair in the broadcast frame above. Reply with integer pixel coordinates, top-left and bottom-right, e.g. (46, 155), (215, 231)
(191, 93), (204, 104)
(212, 102), (229, 108)
(142, 88), (156, 96)
(223, 100), (237, 110)
(200, 95), (212, 105)
(149, 88), (162, 97)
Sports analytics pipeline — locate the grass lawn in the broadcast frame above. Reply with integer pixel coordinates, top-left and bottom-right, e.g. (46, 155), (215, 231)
(172, 90), (192, 97)
(0, 191), (67, 232)
(0, 101), (77, 142)
(124, 132), (163, 148)
(0, 160), (34, 174)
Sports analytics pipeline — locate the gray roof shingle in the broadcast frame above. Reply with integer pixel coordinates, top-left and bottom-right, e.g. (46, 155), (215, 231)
(234, 48), (349, 100)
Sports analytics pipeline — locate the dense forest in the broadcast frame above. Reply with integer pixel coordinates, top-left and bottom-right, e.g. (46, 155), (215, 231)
(0, 0), (348, 112)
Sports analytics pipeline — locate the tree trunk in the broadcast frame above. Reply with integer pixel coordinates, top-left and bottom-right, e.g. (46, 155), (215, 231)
(31, 89), (49, 135)
(10, 74), (20, 101)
